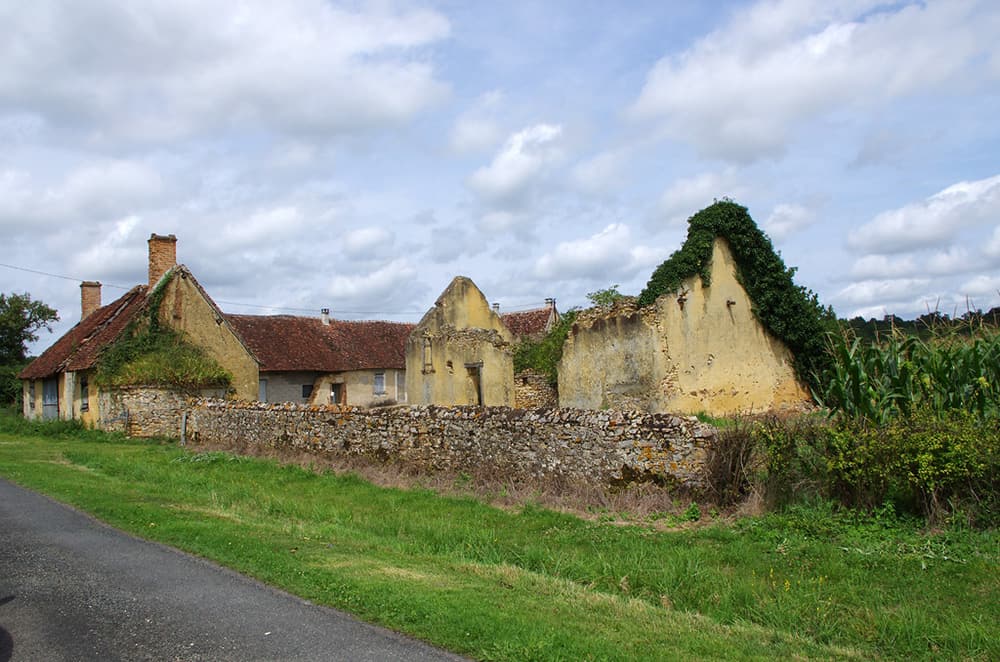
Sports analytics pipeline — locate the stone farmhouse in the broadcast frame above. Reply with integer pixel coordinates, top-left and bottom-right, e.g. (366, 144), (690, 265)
(19, 234), (412, 423)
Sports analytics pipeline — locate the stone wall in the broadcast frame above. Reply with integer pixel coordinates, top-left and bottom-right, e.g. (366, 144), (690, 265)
(97, 386), (191, 438)
(513, 369), (558, 408)
(185, 400), (715, 489)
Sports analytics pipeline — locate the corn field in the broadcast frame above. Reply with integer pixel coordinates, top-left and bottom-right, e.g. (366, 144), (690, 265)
(815, 327), (1000, 423)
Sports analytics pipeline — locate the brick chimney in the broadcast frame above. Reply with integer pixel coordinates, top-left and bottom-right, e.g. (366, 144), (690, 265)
(148, 233), (177, 288)
(80, 281), (102, 320)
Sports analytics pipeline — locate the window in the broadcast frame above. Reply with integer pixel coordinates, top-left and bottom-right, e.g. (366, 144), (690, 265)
(330, 383), (343, 404)
(29, 381), (35, 410)
(80, 376), (89, 412)
(302, 384), (314, 400)
(373, 372), (386, 395)
(422, 337), (433, 372)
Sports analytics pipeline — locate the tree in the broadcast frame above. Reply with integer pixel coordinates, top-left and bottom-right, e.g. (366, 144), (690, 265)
(586, 284), (626, 309)
(0, 292), (59, 365)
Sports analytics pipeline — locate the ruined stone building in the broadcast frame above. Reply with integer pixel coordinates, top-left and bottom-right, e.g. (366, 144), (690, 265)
(405, 276), (559, 407)
(558, 237), (810, 416)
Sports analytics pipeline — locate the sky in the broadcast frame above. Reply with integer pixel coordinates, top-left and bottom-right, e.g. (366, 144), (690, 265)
(3, 0), (999, 353)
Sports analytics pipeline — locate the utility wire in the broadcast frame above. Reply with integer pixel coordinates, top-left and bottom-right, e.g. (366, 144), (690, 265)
(1, 261), (560, 318)
(0, 261), (131, 290)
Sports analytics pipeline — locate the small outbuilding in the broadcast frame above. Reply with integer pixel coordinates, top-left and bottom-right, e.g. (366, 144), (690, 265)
(405, 276), (515, 406)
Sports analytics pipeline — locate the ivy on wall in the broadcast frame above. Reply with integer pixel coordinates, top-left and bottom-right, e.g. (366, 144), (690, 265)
(637, 200), (836, 391)
(96, 271), (232, 392)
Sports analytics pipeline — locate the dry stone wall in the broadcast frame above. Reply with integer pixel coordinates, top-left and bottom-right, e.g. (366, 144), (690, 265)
(98, 386), (189, 438)
(186, 400), (715, 489)
(513, 369), (558, 408)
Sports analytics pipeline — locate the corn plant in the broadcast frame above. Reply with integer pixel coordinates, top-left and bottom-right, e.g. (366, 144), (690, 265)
(816, 327), (1000, 423)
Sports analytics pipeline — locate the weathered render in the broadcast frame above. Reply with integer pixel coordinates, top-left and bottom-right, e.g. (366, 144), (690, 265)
(558, 238), (809, 415)
(406, 276), (516, 406)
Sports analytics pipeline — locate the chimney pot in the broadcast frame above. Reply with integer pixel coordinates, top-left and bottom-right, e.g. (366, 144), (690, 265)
(492, 303), (500, 313)
(320, 308), (330, 325)
(80, 281), (102, 320)
(148, 233), (178, 288)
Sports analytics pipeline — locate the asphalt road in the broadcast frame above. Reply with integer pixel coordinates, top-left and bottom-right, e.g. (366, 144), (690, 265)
(0, 478), (467, 661)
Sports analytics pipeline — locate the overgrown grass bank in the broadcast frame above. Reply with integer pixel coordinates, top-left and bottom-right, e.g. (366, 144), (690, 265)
(1, 412), (997, 661)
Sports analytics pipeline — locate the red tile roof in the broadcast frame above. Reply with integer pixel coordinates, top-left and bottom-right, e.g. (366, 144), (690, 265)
(226, 315), (413, 372)
(501, 307), (556, 339)
(19, 286), (149, 380)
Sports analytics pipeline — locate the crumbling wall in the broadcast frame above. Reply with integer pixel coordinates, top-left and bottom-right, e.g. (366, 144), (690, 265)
(558, 239), (810, 416)
(186, 399), (715, 489)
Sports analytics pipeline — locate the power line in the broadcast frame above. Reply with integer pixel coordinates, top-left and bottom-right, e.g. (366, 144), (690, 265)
(0, 262), (131, 290)
(1, 260), (559, 318)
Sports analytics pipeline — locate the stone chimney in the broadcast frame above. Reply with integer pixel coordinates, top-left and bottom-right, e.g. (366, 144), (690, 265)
(492, 303), (500, 313)
(545, 297), (556, 311)
(80, 281), (102, 320)
(320, 308), (330, 325)
(148, 233), (177, 288)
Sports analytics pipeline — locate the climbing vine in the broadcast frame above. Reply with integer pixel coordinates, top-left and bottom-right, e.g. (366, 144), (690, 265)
(637, 200), (836, 391)
(95, 272), (231, 392)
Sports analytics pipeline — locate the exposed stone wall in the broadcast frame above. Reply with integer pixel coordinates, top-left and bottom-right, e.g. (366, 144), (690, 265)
(97, 386), (190, 438)
(186, 400), (716, 489)
(513, 370), (558, 408)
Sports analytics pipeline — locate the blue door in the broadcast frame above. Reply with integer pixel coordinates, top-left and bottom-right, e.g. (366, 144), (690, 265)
(42, 379), (58, 420)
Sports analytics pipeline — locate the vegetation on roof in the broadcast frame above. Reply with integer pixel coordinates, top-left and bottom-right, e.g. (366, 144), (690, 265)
(95, 273), (231, 392)
(637, 200), (836, 391)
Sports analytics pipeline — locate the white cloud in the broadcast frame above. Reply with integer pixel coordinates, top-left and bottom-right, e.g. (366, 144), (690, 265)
(848, 174), (1000, 253)
(959, 274), (1000, 299)
(833, 277), (933, 307)
(222, 206), (304, 249)
(0, 160), (162, 233)
(984, 226), (1000, 259)
(763, 203), (815, 241)
(658, 171), (746, 225)
(534, 223), (661, 280)
(849, 247), (980, 281)
(327, 258), (419, 308)
(343, 227), (394, 258)
(449, 91), (504, 154)
(570, 149), (632, 195)
(630, 1), (998, 162)
(468, 124), (564, 207)
(0, 1), (450, 143)
(67, 216), (146, 282)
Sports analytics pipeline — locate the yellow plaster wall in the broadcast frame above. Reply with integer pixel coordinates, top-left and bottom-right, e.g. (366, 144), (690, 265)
(558, 239), (809, 416)
(156, 273), (259, 401)
(406, 277), (515, 406)
(312, 369), (406, 407)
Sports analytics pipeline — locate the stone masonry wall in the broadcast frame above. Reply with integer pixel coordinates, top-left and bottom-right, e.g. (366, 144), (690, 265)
(513, 369), (558, 408)
(186, 400), (716, 489)
(98, 386), (190, 438)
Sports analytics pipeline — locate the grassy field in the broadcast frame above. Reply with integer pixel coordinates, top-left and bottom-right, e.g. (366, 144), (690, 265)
(1, 416), (997, 660)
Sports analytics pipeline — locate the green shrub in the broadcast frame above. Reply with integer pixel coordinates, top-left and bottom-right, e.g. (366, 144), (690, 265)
(826, 410), (999, 526)
(0, 362), (26, 407)
(512, 310), (578, 385)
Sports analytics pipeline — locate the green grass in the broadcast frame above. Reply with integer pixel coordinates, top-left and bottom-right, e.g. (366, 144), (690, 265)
(1, 413), (997, 660)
